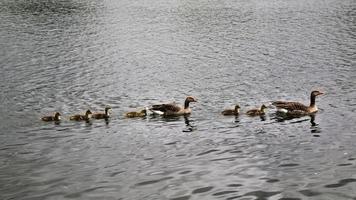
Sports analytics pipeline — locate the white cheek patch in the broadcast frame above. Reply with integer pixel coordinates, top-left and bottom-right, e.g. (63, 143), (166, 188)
(88, 114), (92, 118)
(58, 116), (61, 120)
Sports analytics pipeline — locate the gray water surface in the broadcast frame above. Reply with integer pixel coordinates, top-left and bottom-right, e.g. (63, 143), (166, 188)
(1, 0), (356, 199)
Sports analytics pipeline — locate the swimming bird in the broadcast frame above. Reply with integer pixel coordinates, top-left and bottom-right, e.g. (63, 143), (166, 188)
(70, 110), (92, 121)
(92, 106), (111, 119)
(246, 104), (267, 116)
(125, 108), (147, 118)
(41, 112), (61, 121)
(221, 104), (240, 116)
(272, 90), (324, 114)
(150, 96), (197, 116)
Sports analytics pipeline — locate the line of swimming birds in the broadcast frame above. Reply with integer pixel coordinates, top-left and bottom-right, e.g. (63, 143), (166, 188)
(41, 90), (324, 122)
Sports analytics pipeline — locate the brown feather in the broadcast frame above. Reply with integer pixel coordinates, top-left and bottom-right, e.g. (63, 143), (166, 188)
(125, 109), (147, 118)
(92, 113), (108, 119)
(273, 101), (309, 112)
(150, 96), (196, 116)
(151, 103), (181, 113)
(92, 107), (111, 119)
(41, 116), (55, 121)
(70, 110), (92, 121)
(222, 109), (237, 115)
(273, 91), (323, 114)
(41, 112), (61, 121)
(246, 109), (262, 116)
(246, 105), (267, 116)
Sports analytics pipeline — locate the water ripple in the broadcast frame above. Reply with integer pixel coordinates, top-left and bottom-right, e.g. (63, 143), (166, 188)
(0, 0), (355, 199)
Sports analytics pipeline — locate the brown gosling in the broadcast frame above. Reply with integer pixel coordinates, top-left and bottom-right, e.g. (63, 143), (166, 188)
(92, 106), (111, 119)
(125, 109), (147, 118)
(70, 110), (92, 121)
(41, 112), (61, 122)
(246, 104), (267, 116)
(221, 104), (240, 116)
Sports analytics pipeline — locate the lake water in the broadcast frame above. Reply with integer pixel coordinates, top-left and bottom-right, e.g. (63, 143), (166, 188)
(1, 0), (356, 199)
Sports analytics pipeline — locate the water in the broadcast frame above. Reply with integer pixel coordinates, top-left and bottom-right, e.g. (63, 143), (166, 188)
(1, 0), (356, 199)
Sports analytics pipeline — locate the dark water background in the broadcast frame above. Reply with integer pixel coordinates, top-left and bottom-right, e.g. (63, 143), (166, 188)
(1, 0), (356, 199)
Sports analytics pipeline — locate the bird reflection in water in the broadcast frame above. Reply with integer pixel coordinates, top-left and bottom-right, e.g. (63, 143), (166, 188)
(183, 115), (196, 132)
(310, 114), (322, 135)
(274, 111), (322, 135)
(234, 115), (240, 124)
(104, 118), (110, 125)
(260, 115), (266, 121)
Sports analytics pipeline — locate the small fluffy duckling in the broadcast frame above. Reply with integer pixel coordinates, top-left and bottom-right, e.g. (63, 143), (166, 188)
(125, 108), (147, 118)
(92, 106), (111, 119)
(221, 104), (240, 116)
(246, 104), (267, 116)
(41, 112), (61, 122)
(70, 110), (92, 121)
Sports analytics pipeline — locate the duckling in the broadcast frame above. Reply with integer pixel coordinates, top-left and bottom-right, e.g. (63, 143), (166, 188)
(221, 104), (240, 116)
(41, 112), (61, 122)
(150, 96), (197, 116)
(92, 106), (111, 119)
(246, 104), (267, 116)
(125, 108), (147, 118)
(70, 110), (92, 121)
(272, 90), (324, 114)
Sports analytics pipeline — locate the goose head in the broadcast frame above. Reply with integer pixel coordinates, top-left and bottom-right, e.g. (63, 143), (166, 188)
(311, 90), (324, 97)
(105, 106), (112, 115)
(261, 104), (268, 112)
(140, 109), (147, 115)
(54, 112), (61, 120)
(234, 104), (241, 112)
(85, 110), (92, 118)
(186, 96), (197, 103)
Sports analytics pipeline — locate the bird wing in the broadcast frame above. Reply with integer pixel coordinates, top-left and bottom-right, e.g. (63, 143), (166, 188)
(246, 109), (259, 115)
(92, 113), (106, 119)
(41, 116), (53, 121)
(272, 101), (308, 112)
(151, 103), (181, 113)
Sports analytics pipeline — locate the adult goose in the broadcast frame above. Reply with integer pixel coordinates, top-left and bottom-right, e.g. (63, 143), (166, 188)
(221, 104), (240, 116)
(150, 96), (197, 116)
(246, 104), (267, 116)
(41, 112), (61, 122)
(272, 90), (324, 115)
(70, 110), (92, 121)
(92, 106), (111, 119)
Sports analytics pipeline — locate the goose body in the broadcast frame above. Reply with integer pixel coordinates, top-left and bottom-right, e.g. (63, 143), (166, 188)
(222, 104), (240, 116)
(42, 112), (61, 121)
(246, 104), (267, 116)
(70, 110), (92, 121)
(125, 109), (147, 118)
(150, 96), (197, 116)
(272, 91), (323, 114)
(92, 106), (111, 119)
